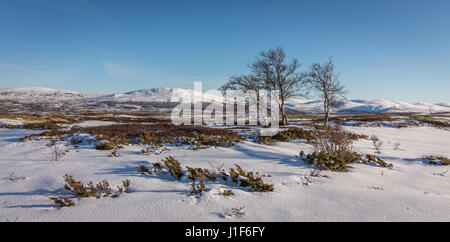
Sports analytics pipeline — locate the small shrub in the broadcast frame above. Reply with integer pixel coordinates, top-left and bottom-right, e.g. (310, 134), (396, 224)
(424, 155), (450, 166)
(304, 124), (362, 171)
(152, 162), (164, 173)
(366, 154), (393, 168)
(7, 173), (26, 182)
(96, 180), (112, 197)
(163, 156), (183, 180)
(228, 164), (274, 192)
(301, 175), (313, 186)
(223, 190), (233, 196)
(63, 174), (91, 198)
(309, 124), (358, 161)
(309, 166), (323, 177)
(109, 147), (120, 157)
(223, 207), (246, 218)
(141, 148), (152, 155)
(258, 127), (312, 144)
(186, 166), (217, 182)
(299, 150), (306, 157)
(62, 174), (129, 199)
(209, 162), (225, 174)
(305, 152), (346, 172)
(48, 145), (67, 162)
(370, 134), (384, 154)
(95, 141), (115, 150)
(122, 179), (131, 193)
(271, 131), (291, 142)
(190, 170), (206, 194)
(257, 136), (274, 145)
(49, 197), (75, 207)
(138, 164), (151, 175)
(228, 167), (240, 183)
(202, 169), (217, 181)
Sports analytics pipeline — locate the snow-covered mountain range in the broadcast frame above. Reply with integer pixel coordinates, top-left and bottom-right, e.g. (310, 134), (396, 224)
(1, 87), (449, 114)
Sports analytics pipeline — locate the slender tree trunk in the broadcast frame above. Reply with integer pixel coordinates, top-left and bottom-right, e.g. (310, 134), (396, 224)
(256, 91), (260, 126)
(323, 98), (329, 129)
(280, 102), (288, 126)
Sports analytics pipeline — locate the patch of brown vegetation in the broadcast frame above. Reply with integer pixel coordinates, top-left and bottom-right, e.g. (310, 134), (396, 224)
(424, 155), (450, 166)
(20, 123), (242, 148)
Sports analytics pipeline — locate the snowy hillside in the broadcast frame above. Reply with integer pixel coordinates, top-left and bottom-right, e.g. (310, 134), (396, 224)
(287, 99), (450, 114)
(97, 88), (223, 103)
(0, 87), (98, 103)
(1, 87), (449, 114)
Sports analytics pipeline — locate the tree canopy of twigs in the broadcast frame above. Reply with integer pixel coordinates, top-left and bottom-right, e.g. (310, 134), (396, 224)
(306, 58), (346, 129)
(221, 47), (307, 125)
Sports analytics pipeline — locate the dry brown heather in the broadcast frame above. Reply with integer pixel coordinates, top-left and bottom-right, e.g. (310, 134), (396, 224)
(21, 123), (241, 147)
(0, 113), (77, 129)
(81, 123), (233, 139)
(0, 112), (171, 130)
(75, 114), (171, 124)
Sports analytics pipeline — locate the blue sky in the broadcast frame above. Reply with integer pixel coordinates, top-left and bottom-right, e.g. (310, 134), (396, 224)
(0, 0), (449, 102)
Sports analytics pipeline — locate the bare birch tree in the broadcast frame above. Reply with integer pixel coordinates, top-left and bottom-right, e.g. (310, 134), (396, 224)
(220, 74), (263, 124)
(307, 58), (346, 129)
(251, 47), (307, 125)
(221, 47), (307, 125)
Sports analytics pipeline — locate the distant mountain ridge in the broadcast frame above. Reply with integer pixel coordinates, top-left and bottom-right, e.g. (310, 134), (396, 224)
(1, 87), (449, 114)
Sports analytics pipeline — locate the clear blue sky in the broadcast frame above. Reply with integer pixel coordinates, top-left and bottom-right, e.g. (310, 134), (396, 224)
(1, 0), (449, 102)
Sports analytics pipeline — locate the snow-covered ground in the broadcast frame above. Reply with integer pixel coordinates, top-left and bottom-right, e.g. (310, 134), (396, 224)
(0, 125), (449, 222)
(69, 120), (119, 128)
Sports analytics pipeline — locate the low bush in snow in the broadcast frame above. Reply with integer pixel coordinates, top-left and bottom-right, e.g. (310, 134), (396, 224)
(49, 197), (75, 207)
(186, 166), (217, 182)
(95, 141), (115, 150)
(50, 174), (131, 208)
(222, 190), (233, 196)
(47, 145), (68, 162)
(163, 156), (183, 180)
(7, 173), (26, 182)
(139, 158), (274, 193)
(303, 124), (362, 171)
(370, 134), (384, 154)
(228, 164), (274, 192)
(152, 162), (164, 173)
(304, 151), (361, 172)
(189, 169), (206, 194)
(223, 207), (246, 218)
(141, 147), (153, 155)
(424, 155), (450, 166)
(365, 154), (393, 168)
(138, 164), (152, 175)
(258, 127), (313, 144)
